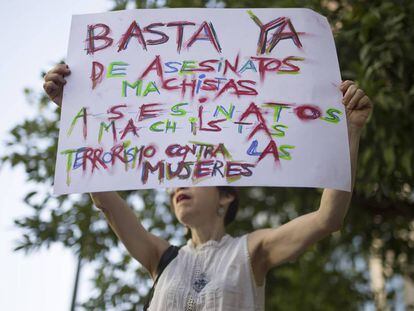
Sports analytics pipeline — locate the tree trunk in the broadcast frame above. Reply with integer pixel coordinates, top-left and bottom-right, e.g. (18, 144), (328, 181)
(369, 238), (388, 311)
(404, 274), (414, 310)
(70, 254), (83, 311)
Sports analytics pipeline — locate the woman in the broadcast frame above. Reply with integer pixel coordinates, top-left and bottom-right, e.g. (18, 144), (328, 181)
(44, 64), (373, 310)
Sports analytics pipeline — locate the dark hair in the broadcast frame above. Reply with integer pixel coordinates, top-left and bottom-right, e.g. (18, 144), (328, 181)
(169, 186), (239, 226)
(217, 186), (239, 226)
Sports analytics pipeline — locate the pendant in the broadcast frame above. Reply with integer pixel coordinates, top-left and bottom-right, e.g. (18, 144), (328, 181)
(192, 272), (209, 293)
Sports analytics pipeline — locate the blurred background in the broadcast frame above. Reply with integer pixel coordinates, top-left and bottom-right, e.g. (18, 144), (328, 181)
(0, 0), (413, 310)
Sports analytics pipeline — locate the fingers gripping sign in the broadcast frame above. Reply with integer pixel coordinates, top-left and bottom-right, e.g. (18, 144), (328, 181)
(43, 63), (71, 107)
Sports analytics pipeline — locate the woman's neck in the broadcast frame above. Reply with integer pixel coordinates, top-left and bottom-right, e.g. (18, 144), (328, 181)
(190, 224), (226, 247)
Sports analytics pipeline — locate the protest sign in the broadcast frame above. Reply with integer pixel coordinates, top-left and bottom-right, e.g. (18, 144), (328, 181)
(54, 8), (351, 195)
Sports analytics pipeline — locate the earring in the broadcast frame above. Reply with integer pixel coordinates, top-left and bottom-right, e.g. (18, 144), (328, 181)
(217, 206), (225, 217)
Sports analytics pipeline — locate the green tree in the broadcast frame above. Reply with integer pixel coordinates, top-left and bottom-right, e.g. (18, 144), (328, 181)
(2, 0), (413, 310)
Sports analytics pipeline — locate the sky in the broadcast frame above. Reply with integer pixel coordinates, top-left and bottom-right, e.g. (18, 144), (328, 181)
(0, 1), (113, 310)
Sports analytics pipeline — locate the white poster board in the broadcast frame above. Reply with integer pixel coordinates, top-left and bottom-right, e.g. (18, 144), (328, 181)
(54, 8), (350, 195)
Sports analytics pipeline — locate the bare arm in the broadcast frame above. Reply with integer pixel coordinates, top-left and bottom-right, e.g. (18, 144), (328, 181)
(91, 192), (170, 279)
(44, 64), (169, 279)
(248, 81), (373, 286)
(316, 123), (361, 230)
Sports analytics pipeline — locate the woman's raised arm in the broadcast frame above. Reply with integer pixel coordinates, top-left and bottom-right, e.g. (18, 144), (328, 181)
(247, 81), (373, 286)
(44, 64), (170, 279)
(90, 192), (170, 279)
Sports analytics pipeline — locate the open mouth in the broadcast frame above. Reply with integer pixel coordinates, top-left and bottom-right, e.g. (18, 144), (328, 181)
(176, 193), (191, 204)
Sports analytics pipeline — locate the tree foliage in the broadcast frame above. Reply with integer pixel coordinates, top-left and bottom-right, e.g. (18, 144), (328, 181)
(2, 0), (413, 309)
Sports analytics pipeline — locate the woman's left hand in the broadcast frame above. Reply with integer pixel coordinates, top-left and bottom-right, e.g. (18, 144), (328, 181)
(340, 80), (373, 129)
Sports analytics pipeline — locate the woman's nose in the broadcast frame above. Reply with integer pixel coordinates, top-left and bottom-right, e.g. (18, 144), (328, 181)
(166, 187), (188, 195)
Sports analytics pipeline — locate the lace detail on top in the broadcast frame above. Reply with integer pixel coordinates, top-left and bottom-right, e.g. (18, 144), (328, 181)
(148, 234), (265, 311)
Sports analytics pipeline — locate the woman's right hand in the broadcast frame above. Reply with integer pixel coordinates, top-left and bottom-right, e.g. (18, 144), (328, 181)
(43, 64), (71, 107)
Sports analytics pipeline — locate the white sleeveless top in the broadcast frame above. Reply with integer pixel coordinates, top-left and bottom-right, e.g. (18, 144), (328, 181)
(148, 234), (265, 310)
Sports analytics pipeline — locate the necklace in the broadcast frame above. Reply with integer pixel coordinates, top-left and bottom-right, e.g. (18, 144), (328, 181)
(184, 253), (210, 310)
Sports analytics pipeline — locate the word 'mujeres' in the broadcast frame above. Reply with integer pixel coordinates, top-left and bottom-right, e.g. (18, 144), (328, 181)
(60, 141), (256, 185)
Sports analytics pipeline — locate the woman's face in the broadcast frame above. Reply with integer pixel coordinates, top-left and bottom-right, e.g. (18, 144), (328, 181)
(170, 187), (222, 227)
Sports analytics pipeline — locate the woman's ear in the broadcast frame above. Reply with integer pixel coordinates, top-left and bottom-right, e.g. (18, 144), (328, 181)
(219, 192), (235, 208)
